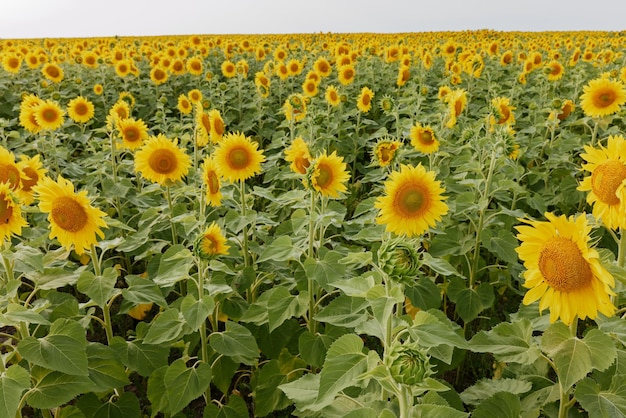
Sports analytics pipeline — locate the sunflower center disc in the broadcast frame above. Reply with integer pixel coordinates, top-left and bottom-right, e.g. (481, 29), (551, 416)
(21, 167), (38, 191)
(149, 149), (177, 174)
(596, 90), (615, 108)
(315, 164), (333, 188)
(591, 160), (626, 205)
(207, 171), (220, 194)
(398, 186), (426, 214)
(0, 165), (20, 190)
(51, 196), (89, 233)
(125, 128), (138, 141)
(0, 194), (13, 225)
(538, 237), (592, 292)
(229, 148), (249, 169)
(419, 131), (434, 145)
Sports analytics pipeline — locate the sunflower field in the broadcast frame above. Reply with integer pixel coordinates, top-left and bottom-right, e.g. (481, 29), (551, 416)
(2, 30), (626, 418)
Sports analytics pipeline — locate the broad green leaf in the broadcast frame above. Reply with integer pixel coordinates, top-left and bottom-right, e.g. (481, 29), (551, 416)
(110, 337), (169, 377)
(405, 277), (442, 311)
(26, 371), (92, 409)
(27, 266), (84, 290)
(267, 286), (304, 332)
(599, 316), (626, 348)
(211, 355), (239, 394)
(181, 294), (214, 332)
(329, 274), (376, 297)
(164, 358), (212, 415)
(343, 408), (378, 418)
(422, 252), (462, 277)
(484, 231), (520, 265)
(253, 351), (306, 417)
(410, 310), (468, 350)
(540, 322), (572, 356)
(143, 308), (187, 345)
(77, 267), (119, 308)
(209, 321), (260, 365)
(314, 294), (369, 328)
(447, 277), (494, 323)
(461, 378), (532, 405)
(338, 251), (373, 269)
(552, 338), (593, 392)
(121, 274), (168, 307)
(412, 404), (469, 418)
(469, 319), (541, 363)
(0, 365), (30, 418)
(203, 394), (249, 418)
(257, 235), (301, 263)
(58, 405), (87, 418)
(147, 366), (168, 415)
(575, 375), (626, 418)
(316, 334), (368, 407)
(304, 251), (347, 290)
(93, 392), (141, 418)
(471, 392), (521, 418)
(299, 331), (334, 369)
(279, 373), (321, 411)
(152, 244), (193, 287)
(18, 318), (88, 376)
(86, 342), (130, 392)
(1, 303), (50, 326)
(583, 328), (617, 372)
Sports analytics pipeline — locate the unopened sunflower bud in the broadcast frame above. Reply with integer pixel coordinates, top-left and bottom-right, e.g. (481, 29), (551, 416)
(378, 237), (421, 285)
(388, 341), (434, 385)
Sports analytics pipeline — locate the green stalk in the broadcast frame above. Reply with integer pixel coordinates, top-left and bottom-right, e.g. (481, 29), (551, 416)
(166, 186), (178, 246)
(240, 180), (255, 303)
(307, 190), (318, 334)
(198, 259), (210, 375)
(91, 244), (113, 344)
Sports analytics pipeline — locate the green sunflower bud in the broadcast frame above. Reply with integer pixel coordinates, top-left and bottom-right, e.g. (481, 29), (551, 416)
(387, 341), (434, 385)
(378, 237), (421, 285)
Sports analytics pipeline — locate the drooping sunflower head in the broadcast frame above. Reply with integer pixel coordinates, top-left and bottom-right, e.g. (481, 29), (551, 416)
(33, 175), (108, 255)
(515, 212), (616, 325)
(195, 222), (230, 260)
(201, 157), (222, 207)
(194, 106), (211, 147)
(284, 137), (311, 175)
(209, 110), (225, 144)
(374, 164), (449, 237)
(67, 96), (95, 124)
(410, 123), (440, 154)
(0, 146), (23, 193)
(577, 135), (626, 230)
(490, 96), (516, 125)
(17, 153), (47, 205)
(117, 117), (149, 150)
(0, 182), (28, 242)
(580, 77), (626, 118)
(372, 138), (402, 167)
(134, 134), (192, 186)
(306, 150), (350, 198)
(19, 95), (43, 134)
(213, 132), (265, 183)
(283, 94), (307, 122)
(357, 86), (374, 113)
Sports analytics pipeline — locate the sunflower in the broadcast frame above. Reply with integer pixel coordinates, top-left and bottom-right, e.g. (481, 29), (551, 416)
(314, 57), (332, 77)
(33, 175), (108, 255)
(177, 94), (193, 115)
(186, 56), (203, 76)
(396, 65), (410, 87)
(375, 164), (448, 237)
(110, 100), (130, 121)
(410, 123), (440, 154)
(557, 99), (575, 121)
(283, 94), (307, 122)
(284, 137), (311, 175)
(325, 85), (341, 107)
(373, 139), (402, 167)
(580, 77), (626, 118)
(67, 96), (95, 124)
(19, 94), (43, 134)
(17, 154), (47, 205)
(2, 54), (21, 74)
(577, 135), (626, 230)
(41, 63), (64, 83)
(276, 62), (289, 80)
(196, 222), (230, 259)
(357, 86), (374, 113)
(201, 157), (222, 207)
(221, 60), (236, 78)
(515, 212), (615, 325)
(115, 59), (132, 78)
(287, 59), (303, 76)
(546, 60), (564, 81)
(209, 110), (225, 144)
(117, 117), (149, 150)
(490, 96), (516, 126)
(33, 100), (64, 131)
(337, 64), (356, 86)
(302, 79), (319, 98)
(188, 89), (203, 105)
(213, 132), (265, 183)
(93, 84), (104, 95)
(195, 106), (211, 147)
(307, 151), (350, 198)
(134, 134), (191, 186)
(0, 183), (28, 242)
(149, 66), (168, 85)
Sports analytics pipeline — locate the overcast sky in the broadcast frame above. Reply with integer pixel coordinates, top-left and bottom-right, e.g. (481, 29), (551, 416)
(1, 0), (625, 39)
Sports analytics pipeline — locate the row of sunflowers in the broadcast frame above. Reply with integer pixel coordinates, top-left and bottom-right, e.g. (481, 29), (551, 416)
(1, 29), (626, 417)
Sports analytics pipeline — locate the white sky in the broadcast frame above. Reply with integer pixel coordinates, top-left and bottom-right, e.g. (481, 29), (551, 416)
(1, 0), (625, 39)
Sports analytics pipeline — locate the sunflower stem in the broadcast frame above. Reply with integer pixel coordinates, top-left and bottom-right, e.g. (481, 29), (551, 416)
(307, 190), (318, 335)
(166, 186), (178, 246)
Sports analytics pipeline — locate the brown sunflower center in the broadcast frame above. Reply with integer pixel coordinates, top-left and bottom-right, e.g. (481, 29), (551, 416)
(43, 108), (58, 122)
(395, 183), (428, 216)
(0, 194), (13, 224)
(454, 99), (463, 117)
(594, 89), (616, 108)
(294, 155), (310, 174)
(75, 103), (89, 116)
(227, 147), (250, 170)
(419, 130), (434, 145)
(362, 94), (371, 106)
(538, 236), (592, 292)
(148, 149), (178, 174)
(591, 160), (626, 205)
(0, 164), (21, 190)
(51, 196), (88, 232)
(213, 118), (224, 136)
(21, 167), (39, 191)
(315, 163), (333, 188)
(498, 105), (511, 123)
(46, 66), (60, 78)
(124, 127), (139, 142)
(207, 171), (220, 194)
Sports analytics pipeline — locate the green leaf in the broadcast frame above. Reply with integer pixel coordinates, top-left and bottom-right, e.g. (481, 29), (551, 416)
(58, 405), (87, 418)
(152, 244), (193, 287)
(86, 342), (130, 392)
(316, 334), (368, 407)
(461, 378), (532, 405)
(110, 337), (169, 377)
(299, 331), (334, 369)
(181, 294), (214, 332)
(26, 370), (92, 409)
(278, 373), (320, 411)
(405, 277), (442, 311)
(164, 358), (212, 415)
(209, 321), (260, 366)
(314, 294), (369, 328)
(0, 365), (30, 418)
(121, 274), (168, 307)
(469, 319), (542, 364)
(257, 235), (301, 263)
(93, 392), (141, 418)
(304, 251), (347, 290)
(1, 303), (50, 326)
(552, 338), (593, 392)
(18, 318), (89, 376)
(471, 392), (521, 418)
(143, 308), (187, 345)
(211, 356), (239, 394)
(203, 394), (249, 418)
(484, 230), (520, 265)
(147, 366), (168, 415)
(447, 278), (494, 323)
(267, 286), (303, 333)
(422, 252), (462, 277)
(540, 322), (571, 356)
(77, 267), (119, 308)
(575, 375), (626, 418)
(583, 329), (617, 372)
(253, 351), (306, 417)
(28, 266), (84, 290)
(329, 274), (376, 297)
(412, 404), (469, 418)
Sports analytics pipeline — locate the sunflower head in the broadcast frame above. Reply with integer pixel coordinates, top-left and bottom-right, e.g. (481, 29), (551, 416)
(377, 236), (422, 285)
(372, 138), (402, 167)
(410, 123), (440, 154)
(195, 222), (230, 260)
(67, 96), (95, 124)
(357, 86), (374, 113)
(515, 212), (616, 325)
(213, 132), (265, 183)
(284, 137), (312, 175)
(134, 134), (191, 186)
(305, 150), (350, 199)
(0, 182), (28, 242)
(580, 77), (626, 118)
(201, 157), (222, 207)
